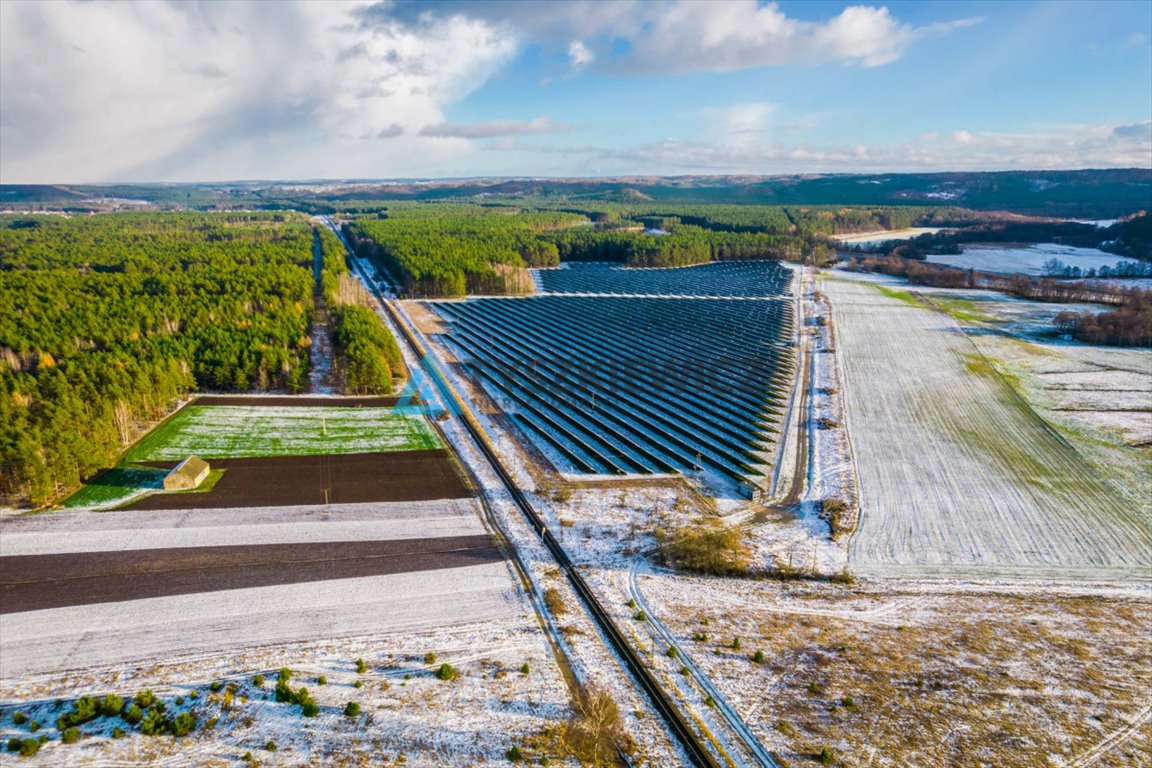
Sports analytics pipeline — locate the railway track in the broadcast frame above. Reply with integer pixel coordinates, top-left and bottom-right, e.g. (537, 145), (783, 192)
(330, 218), (725, 768)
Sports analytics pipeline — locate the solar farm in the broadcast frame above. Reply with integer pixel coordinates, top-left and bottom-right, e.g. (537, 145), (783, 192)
(430, 261), (796, 491)
(535, 260), (794, 297)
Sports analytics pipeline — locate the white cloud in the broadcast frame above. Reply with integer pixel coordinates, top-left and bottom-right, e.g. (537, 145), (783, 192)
(1124, 33), (1148, 48)
(419, 116), (573, 139)
(568, 40), (595, 68)
(0, 0), (517, 182)
(615, 2), (982, 74)
(400, 1), (979, 75)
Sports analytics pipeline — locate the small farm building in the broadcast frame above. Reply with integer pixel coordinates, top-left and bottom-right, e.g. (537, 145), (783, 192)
(164, 456), (210, 490)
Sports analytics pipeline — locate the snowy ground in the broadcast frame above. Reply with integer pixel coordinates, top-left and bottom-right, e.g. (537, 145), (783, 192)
(0, 493), (584, 767)
(821, 272), (1151, 580)
(926, 242), (1143, 276)
(640, 573), (1152, 768)
(832, 228), (942, 245)
(0, 615), (569, 767)
(0, 500), (515, 679)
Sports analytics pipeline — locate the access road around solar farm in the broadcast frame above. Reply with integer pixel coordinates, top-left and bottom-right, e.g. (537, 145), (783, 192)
(332, 218), (738, 767)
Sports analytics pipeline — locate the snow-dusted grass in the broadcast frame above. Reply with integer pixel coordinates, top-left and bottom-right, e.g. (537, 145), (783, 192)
(822, 273), (1152, 579)
(642, 573), (1152, 768)
(124, 405), (439, 462)
(0, 615), (569, 767)
(60, 467), (166, 510)
(926, 242), (1143, 275)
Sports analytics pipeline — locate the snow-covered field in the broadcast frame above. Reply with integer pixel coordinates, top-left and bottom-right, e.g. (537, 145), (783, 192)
(0, 496), (584, 767)
(0, 615), (569, 767)
(926, 242), (1144, 276)
(0, 500), (516, 679)
(640, 572), (1152, 768)
(832, 228), (942, 245)
(125, 405), (438, 462)
(821, 272), (1151, 579)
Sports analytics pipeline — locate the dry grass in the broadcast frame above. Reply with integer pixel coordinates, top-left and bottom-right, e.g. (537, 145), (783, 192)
(652, 578), (1152, 768)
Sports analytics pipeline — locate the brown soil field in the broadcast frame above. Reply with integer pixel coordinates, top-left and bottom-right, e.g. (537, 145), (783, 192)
(125, 450), (470, 510)
(0, 536), (499, 613)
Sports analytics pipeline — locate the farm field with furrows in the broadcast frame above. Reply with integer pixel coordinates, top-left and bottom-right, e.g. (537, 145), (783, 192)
(430, 260), (795, 491)
(821, 272), (1152, 579)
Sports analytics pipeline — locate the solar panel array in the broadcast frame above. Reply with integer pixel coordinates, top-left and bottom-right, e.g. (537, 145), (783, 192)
(432, 261), (796, 487)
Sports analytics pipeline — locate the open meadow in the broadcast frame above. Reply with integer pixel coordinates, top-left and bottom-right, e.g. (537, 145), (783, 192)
(820, 273), (1151, 579)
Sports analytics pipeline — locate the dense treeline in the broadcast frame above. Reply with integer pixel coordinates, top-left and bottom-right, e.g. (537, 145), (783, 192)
(0, 213), (314, 505)
(347, 203), (868, 297)
(347, 206), (577, 297)
(316, 225), (404, 393)
(849, 217), (1152, 264)
(846, 254), (1140, 306)
(1101, 213), (1152, 261)
(1056, 291), (1152, 347)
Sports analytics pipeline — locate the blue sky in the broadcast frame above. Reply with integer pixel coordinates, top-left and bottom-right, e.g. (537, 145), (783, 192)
(1, 0), (1149, 182)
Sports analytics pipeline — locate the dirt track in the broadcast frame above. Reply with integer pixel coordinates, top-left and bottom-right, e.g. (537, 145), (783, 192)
(0, 536), (499, 613)
(125, 450), (470, 509)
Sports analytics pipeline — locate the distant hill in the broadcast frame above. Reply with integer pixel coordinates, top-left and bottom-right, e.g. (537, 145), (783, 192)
(3, 169), (1150, 219)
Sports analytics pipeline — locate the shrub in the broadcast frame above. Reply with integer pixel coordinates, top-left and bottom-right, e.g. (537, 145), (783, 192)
(317, 676), (327, 686)
(704, 696), (716, 708)
(175, 696), (185, 706)
(435, 663), (457, 681)
(301, 700), (319, 718)
(209, 681), (223, 693)
(520, 662), (530, 675)
(753, 650), (765, 663)
(841, 696), (856, 708)
(242, 752), (254, 763)
(98, 693), (123, 717)
(265, 740), (278, 751)
(680, 667), (690, 676)
(633, 611), (647, 622)
(656, 521), (751, 576)
(543, 587), (568, 616)
(344, 702), (361, 717)
(252, 674), (265, 687)
(821, 499), (850, 539)
(27, 721), (39, 733)
(11, 711), (26, 725)
(277, 668), (293, 684)
(57, 696), (100, 731)
(355, 659), (367, 674)
(134, 690), (157, 709)
(692, 632), (708, 642)
(506, 745), (523, 762)
(8, 737), (40, 756)
(732, 637), (741, 650)
(139, 709), (168, 736)
(61, 727), (80, 744)
(171, 712), (197, 737)
(542, 684), (634, 765)
(665, 647), (678, 659)
(818, 746), (835, 765)
(354, 680), (363, 689)
(122, 704), (143, 725)
(424, 652), (437, 665)
(111, 727), (125, 739)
